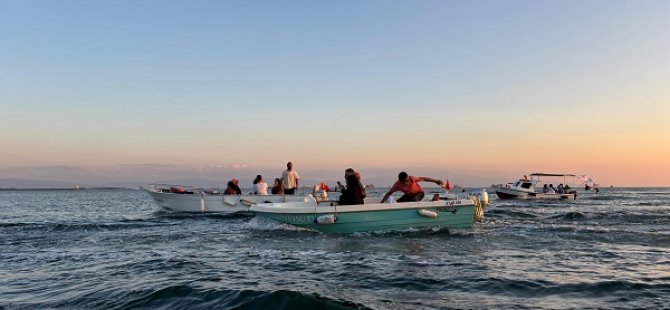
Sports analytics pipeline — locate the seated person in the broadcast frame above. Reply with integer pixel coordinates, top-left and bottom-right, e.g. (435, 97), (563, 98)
(556, 184), (566, 194)
(252, 175), (268, 195)
(381, 172), (443, 203)
(223, 181), (238, 195)
(542, 184), (549, 193)
(547, 184), (556, 194)
(338, 170), (365, 205)
(271, 178), (284, 195)
(231, 178), (242, 195)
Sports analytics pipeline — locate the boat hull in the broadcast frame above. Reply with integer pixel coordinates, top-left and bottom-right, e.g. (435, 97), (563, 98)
(250, 198), (477, 234)
(493, 187), (576, 200)
(145, 190), (307, 213)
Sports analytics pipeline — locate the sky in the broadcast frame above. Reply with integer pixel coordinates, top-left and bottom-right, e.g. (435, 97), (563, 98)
(1, 0), (669, 187)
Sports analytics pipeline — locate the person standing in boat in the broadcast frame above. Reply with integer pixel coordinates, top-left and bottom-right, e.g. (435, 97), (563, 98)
(281, 162), (300, 195)
(381, 172), (443, 203)
(339, 169), (366, 205)
(251, 175), (268, 195)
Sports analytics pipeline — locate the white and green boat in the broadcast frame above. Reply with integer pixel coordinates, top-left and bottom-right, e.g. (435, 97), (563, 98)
(249, 194), (486, 234)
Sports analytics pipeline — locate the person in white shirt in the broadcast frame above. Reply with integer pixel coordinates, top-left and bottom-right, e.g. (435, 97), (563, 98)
(547, 184), (556, 194)
(281, 162), (300, 195)
(252, 175), (268, 195)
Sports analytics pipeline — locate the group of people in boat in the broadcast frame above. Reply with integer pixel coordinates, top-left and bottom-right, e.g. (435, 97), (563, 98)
(224, 161), (300, 196)
(337, 168), (444, 205)
(542, 183), (576, 194)
(221, 161), (445, 206)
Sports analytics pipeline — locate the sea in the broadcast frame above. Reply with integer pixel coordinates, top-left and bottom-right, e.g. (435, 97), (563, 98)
(1, 188), (668, 309)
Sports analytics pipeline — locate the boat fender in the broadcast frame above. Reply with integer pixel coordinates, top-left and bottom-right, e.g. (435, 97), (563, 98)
(240, 199), (254, 206)
(315, 214), (337, 224)
(223, 197), (237, 206)
(418, 209), (439, 218)
(200, 196), (207, 213)
(479, 190), (489, 208)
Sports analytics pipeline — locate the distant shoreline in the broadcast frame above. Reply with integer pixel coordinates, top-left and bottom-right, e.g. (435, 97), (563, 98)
(0, 187), (137, 191)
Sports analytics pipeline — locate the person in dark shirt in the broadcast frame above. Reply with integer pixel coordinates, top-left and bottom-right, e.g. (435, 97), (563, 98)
(271, 178), (284, 195)
(338, 169), (366, 205)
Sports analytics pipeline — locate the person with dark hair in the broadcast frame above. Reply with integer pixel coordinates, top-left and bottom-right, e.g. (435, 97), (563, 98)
(271, 178), (284, 195)
(281, 161), (300, 195)
(381, 172), (444, 203)
(338, 169), (365, 205)
(229, 178), (242, 195)
(223, 181), (238, 195)
(251, 175), (268, 195)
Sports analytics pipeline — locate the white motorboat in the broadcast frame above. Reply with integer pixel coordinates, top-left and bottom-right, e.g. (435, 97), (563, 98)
(491, 173), (598, 200)
(144, 184), (315, 213)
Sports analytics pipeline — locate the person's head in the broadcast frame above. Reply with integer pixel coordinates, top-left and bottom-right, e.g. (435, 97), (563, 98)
(287, 162), (293, 170)
(227, 181), (235, 188)
(550, 184), (554, 187)
(232, 178), (239, 185)
(345, 174), (359, 187)
(256, 175), (263, 182)
(337, 181), (342, 185)
(398, 172), (409, 182)
(344, 168), (355, 177)
(274, 178), (281, 186)
(544, 184), (548, 188)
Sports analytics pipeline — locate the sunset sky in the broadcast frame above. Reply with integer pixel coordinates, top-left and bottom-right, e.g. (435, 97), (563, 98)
(1, 0), (668, 187)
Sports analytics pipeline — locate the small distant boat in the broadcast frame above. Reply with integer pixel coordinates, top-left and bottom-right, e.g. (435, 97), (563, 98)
(249, 193), (487, 234)
(491, 173), (597, 200)
(144, 184), (310, 213)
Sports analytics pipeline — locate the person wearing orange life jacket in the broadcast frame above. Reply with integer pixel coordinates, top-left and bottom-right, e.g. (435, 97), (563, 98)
(381, 172), (444, 203)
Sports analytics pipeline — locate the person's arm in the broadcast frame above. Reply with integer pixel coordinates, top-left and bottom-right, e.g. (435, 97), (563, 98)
(381, 182), (401, 203)
(295, 171), (300, 189)
(381, 190), (393, 204)
(417, 177), (443, 186)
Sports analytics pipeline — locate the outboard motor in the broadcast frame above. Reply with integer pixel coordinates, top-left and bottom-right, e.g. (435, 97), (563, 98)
(468, 189), (490, 209)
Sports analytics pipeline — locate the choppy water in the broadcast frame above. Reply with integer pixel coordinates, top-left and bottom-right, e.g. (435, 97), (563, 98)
(1, 188), (669, 309)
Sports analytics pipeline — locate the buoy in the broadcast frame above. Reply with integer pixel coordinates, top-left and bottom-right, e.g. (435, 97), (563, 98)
(418, 209), (439, 218)
(316, 214), (337, 224)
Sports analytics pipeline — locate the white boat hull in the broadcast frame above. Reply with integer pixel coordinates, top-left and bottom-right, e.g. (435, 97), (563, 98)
(145, 190), (308, 213)
(493, 186), (576, 200)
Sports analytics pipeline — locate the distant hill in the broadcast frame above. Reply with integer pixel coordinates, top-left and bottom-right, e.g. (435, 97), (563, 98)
(0, 178), (81, 189)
